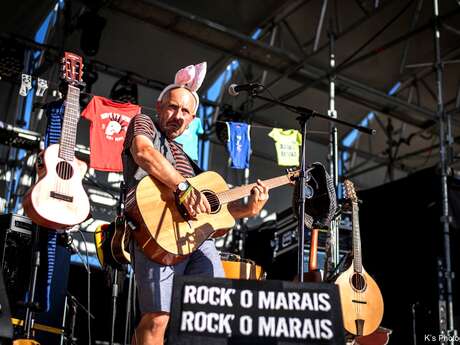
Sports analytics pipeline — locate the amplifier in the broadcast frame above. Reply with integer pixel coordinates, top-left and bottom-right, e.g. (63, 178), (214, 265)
(0, 213), (34, 235)
(272, 228), (298, 257)
(271, 212), (353, 259)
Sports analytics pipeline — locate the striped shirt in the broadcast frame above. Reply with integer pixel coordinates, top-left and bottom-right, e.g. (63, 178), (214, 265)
(169, 140), (194, 178)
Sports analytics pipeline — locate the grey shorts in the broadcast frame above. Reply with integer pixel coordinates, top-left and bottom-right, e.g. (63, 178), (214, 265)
(132, 239), (225, 313)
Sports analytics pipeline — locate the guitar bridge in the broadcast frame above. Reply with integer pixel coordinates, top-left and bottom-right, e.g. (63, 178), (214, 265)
(50, 191), (73, 202)
(352, 299), (367, 304)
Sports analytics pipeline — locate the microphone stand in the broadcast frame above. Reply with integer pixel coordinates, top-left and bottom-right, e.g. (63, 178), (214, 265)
(250, 89), (375, 282)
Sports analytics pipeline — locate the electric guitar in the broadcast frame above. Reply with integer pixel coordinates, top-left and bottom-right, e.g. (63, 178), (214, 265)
(131, 170), (299, 265)
(23, 52), (90, 229)
(335, 179), (384, 336)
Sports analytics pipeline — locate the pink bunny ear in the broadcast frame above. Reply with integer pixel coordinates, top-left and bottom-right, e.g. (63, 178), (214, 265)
(174, 65), (196, 86)
(188, 62), (207, 92)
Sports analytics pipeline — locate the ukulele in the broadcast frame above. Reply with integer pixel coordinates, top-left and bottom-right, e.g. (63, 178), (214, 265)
(335, 179), (384, 336)
(131, 169), (299, 265)
(23, 52), (90, 229)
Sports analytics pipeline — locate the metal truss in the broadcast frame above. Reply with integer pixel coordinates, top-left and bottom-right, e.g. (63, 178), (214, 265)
(107, 0), (445, 130)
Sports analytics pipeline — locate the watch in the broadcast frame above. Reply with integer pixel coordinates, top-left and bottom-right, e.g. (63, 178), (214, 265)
(176, 180), (191, 194)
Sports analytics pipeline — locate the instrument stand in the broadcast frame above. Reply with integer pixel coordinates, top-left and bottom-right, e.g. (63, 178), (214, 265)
(110, 269), (120, 345)
(431, 0), (458, 341)
(250, 90), (375, 282)
(123, 269), (135, 345)
(63, 294), (78, 345)
(64, 293), (95, 345)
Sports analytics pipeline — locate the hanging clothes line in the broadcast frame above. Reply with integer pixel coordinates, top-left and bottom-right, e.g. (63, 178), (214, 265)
(18, 73), (329, 136)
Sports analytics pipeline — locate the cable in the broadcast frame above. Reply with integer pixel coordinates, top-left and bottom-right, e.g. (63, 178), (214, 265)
(77, 230), (92, 345)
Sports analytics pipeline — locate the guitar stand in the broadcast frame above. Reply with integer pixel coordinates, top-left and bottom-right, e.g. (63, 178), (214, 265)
(123, 268), (136, 345)
(64, 294), (78, 345)
(110, 268), (121, 345)
(109, 183), (128, 345)
(64, 292), (95, 345)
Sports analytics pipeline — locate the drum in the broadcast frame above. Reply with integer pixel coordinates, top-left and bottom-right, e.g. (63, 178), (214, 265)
(220, 252), (264, 280)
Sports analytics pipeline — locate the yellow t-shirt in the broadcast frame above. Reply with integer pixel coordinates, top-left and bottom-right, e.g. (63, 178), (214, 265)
(268, 128), (302, 166)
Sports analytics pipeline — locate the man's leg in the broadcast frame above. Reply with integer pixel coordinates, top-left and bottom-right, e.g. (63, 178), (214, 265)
(131, 242), (187, 345)
(132, 312), (169, 345)
(184, 239), (225, 277)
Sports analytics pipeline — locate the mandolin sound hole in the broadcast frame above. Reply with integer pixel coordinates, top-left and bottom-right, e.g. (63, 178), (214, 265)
(351, 273), (366, 292)
(56, 161), (74, 180)
(203, 190), (221, 213)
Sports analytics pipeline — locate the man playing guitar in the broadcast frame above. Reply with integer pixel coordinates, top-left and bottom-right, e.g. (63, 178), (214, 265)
(122, 62), (269, 345)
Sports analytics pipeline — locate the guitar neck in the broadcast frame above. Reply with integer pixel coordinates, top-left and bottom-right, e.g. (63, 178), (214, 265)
(58, 85), (80, 161)
(351, 201), (363, 273)
(217, 174), (292, 204)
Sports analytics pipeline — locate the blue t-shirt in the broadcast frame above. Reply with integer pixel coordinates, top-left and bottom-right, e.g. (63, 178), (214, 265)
(226, 122), (251, 169)
(175, 118), (204, 161)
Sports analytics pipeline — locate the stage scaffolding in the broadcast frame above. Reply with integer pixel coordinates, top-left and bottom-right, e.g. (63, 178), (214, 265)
(0, 0), (459, 342)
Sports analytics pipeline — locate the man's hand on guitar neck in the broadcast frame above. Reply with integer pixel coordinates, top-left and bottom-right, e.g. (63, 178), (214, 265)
(229, 179), (269, 219)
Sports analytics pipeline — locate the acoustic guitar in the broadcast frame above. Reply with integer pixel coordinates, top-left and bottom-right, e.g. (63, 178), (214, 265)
(23, 52), (90, 229)
(131, 169), (299, 265)
(95, 218), (131, 269)
(335, 179), (384, 336)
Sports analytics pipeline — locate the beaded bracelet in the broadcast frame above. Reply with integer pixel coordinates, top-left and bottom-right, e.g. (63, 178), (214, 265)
(179, 184), (193, 204)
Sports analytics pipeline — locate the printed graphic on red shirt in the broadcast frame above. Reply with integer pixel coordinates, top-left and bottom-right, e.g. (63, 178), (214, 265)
(82, 96), (141, 172)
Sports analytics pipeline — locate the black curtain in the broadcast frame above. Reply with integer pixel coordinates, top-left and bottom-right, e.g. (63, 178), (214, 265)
(359, 166), (459, 344)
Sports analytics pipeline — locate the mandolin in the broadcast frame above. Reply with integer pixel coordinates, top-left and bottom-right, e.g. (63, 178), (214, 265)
(335, 179), (384, 336)
(130, 169), (299, 265)
(23, 52), (90, 229)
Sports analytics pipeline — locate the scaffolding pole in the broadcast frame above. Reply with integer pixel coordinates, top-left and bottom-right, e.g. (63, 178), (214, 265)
(327, 31), (340, 270)
(432, 0), (457, 343)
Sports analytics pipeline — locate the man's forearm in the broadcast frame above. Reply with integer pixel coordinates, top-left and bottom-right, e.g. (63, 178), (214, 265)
(132, 145), (184, 190)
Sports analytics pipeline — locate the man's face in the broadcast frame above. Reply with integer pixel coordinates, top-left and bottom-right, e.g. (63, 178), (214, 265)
(156, 88), (196, 139)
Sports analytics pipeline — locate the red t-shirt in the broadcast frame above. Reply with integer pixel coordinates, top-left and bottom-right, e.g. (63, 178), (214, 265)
(82, 96), (141, 172)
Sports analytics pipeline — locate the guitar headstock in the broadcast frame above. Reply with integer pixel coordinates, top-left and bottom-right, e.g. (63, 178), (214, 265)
(344, 179), (358, 203)
(286, 168), (300, 185)
(61, 52), (84, 86)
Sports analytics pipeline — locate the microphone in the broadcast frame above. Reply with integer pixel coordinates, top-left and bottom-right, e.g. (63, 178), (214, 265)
(228, 83), (263, 96)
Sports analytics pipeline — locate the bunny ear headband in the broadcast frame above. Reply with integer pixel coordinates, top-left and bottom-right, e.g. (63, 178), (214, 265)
(157, 62), (207, 114)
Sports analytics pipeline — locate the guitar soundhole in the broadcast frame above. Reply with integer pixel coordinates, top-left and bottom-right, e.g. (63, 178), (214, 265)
(56, 161), (74, 180)
(203, 190), (221, 213)
(351, 273), (366, 292)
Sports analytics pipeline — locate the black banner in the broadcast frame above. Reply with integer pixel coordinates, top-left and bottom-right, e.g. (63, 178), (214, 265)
(169, 277), (345, 345)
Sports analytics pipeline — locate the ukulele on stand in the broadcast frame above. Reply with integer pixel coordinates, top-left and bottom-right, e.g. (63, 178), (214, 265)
(335, 179), (384, 337)
(23, 52), (90, 229)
